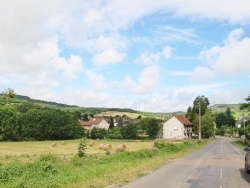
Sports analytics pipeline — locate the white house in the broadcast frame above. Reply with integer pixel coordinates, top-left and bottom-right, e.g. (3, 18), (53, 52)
(79, 118), (110, 131)
(163, 114), (193, 139)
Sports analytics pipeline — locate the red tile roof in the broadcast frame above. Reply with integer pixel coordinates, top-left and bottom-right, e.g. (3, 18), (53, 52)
(174, 114), (193, 126)
(79, 118), (104, 127)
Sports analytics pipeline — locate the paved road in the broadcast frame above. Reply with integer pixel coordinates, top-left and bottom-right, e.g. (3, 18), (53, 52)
(122, 137), (250, 188)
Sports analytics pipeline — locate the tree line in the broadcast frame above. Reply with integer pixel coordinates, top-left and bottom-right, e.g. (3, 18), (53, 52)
(0, 102), (85, 141)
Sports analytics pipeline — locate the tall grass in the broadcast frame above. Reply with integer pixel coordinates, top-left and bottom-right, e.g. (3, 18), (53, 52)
(0, 140), (211, 188)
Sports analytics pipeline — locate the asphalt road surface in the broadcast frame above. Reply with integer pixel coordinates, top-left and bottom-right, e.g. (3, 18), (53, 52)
(122, 137), (250, 188)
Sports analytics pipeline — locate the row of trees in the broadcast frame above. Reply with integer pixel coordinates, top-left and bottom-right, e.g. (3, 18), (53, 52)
(0, 102), (85, 141)
(186, 94), (250, 139)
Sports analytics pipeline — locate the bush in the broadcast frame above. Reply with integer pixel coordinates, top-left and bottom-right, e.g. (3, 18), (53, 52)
(90, 128), (108, 139)
(107, 127), (123, 139)
(120, 123), (138, 139)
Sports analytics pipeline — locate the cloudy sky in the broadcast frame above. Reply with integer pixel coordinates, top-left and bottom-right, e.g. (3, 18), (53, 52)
(0, 0), (250, 112)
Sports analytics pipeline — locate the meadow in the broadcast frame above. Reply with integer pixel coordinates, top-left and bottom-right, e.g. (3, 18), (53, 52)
(0, 139), (211, 188)
(0, 139), (154, 163)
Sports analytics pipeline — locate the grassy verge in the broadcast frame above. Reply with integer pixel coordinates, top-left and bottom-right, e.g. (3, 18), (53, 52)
(232, 140), (249, 148)
(0, 139), (212, 188)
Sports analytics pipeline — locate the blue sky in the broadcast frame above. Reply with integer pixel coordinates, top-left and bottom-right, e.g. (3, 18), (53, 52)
(0, 0), (250, 112)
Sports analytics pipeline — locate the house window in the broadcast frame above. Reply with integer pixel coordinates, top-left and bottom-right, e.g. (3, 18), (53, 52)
(170, 132), (172, 136)
(174, 126), (178, 131)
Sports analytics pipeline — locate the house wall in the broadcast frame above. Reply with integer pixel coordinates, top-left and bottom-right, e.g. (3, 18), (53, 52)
(163, 116), (184, 139)
(96, 119), (109, 130)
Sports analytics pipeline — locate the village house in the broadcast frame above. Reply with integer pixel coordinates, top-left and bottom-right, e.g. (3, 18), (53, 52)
(235, 116), (250, 128)
(79, 118), (109, 131)
(163, 114), (193, 140)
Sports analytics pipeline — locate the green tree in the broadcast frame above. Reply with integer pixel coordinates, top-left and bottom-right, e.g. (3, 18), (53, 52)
(140, 117), (159, 139)
(215, 108), (235, 128)
(120, 123), (138, 139)
(225, 107), (236, 126)
(117, 116), (123, 126)
(83, 113), (89, 121)
(108, 127), (122, 139)
(192, 95), (210, 116)
(109, 116), (114, 129)
(215, 113), (227, 128)
(193, 109), (215, 138)
(90, 128), (107, 139)
(240, 94), (250, 111)
(186, 106), (192, 118)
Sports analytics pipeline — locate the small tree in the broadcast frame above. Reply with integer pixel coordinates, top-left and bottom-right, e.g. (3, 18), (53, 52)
(78, 137), (87, 158)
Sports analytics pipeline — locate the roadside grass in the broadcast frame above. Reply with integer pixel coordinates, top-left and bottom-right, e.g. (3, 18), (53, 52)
(0, 139), (212, 188)
(232, 139), (249, 148)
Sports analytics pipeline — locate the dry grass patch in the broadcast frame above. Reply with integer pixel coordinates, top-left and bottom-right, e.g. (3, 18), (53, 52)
(98, 111), (141, 119)
(0, 139), (154, 163)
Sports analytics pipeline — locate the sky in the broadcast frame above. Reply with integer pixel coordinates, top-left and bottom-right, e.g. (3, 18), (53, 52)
(0, 0), (250, 113)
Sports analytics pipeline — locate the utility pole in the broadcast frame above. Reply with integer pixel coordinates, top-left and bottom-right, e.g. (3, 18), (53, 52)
(199, 102), (201, 140)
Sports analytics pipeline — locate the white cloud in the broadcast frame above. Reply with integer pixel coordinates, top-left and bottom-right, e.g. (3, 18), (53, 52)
(156, 26), (199, 44)
(133, 65), (160, 93)
(136, 46), (172, 65)
(200, 28), (250, 76)
(162, 46), (172, 59)
(93, 48), (125, 66)
(85, 71), (107, 90)
(169, 71), (192, 76)
(0, 37), (84, 99)
(209, 87), (250, 105)
(136, 51), (161, 66)
(49, 87), (109, 107)
(191, 67), (216, 84)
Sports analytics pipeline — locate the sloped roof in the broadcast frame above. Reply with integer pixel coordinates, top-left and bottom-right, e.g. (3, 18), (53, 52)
(174, 114), (193, 126)
(79, 118), (104, 127)
(236, 116), (250, 125)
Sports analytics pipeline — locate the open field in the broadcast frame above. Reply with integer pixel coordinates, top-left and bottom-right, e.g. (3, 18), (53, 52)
(98, 111), (141, 118)
(0, 139), (154, 162)
(0, 139), (212, 188)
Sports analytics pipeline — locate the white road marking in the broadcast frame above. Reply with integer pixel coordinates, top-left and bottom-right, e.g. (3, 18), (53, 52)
(220, 168), (222, 179)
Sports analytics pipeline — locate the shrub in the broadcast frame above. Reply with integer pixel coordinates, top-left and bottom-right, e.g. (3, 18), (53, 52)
(78, 137), (87, 158)
(90, 128), (108, 139)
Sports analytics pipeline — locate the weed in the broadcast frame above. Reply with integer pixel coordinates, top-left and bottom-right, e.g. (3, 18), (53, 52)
(78, 137), (87, 158)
